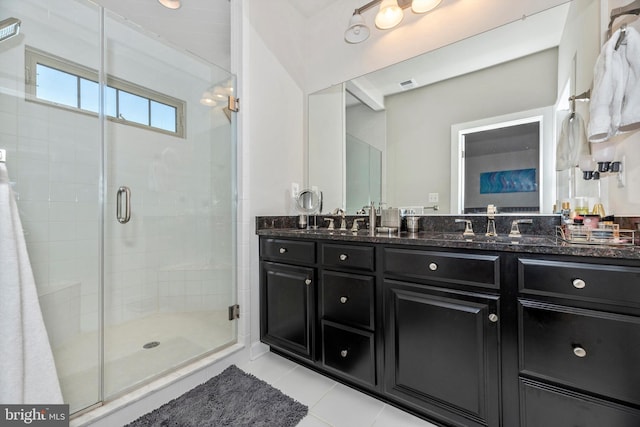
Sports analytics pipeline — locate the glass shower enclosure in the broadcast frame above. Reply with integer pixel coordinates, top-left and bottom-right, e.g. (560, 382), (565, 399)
(0, 0), (236, 414)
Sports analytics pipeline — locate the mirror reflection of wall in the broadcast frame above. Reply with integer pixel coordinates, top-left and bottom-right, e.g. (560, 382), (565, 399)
(345, 96), (386, 213)
(308, 84), (344, 214)
(463, 122), (540, 213)
(346, 134), (382, 213)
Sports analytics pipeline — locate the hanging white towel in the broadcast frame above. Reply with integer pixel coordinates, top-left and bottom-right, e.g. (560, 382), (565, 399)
(620, 26), (640, 132)
(556, 112), (590, 171)
(0, 163), (63, 404)
(588, 28), (627, 142)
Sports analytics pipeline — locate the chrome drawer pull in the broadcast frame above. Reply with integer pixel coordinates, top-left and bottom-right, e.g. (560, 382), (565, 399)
(573, 346), (587, 358)
(339, 254), (348, 261)
(489, 313), (499, 323)
(572, 278), (586, 289)
(340, 296), (348, 304)
(279, 247), (287, 254)
(428, 262), (438, 271)
(304, 279), (311, 285)
(340, 350), (348, 358)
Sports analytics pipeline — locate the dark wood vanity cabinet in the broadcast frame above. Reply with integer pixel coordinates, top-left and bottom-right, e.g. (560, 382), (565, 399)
(258, 233), (640, 427)
(382, 248), (501, 427)
(517, 256), (640, 427)
(260, 238), (316, 360)
(319, 243), (378, 387)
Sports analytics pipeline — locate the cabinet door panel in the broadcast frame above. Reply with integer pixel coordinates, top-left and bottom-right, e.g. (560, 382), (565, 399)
(260, 262), (315, 359)
(321, 270), (375, 330)
(384, 280), (500, 427)
(520, 378), (640, 427)
(519, 299), (640, 406)
(322, 321), (375, 386)
(384, 248), (499, 289)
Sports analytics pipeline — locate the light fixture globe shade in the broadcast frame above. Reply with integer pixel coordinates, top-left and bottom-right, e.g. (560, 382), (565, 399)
(345, 13), (370, 43)
(375, 0), (403, 30)
(158, 0), (181, 10)
(411, 0), (442, 14)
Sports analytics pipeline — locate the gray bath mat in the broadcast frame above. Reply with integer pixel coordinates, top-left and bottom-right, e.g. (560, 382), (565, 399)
(124, 365), (308, 427)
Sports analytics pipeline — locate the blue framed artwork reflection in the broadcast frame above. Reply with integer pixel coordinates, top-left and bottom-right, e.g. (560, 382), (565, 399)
(480, 168), (537, 194)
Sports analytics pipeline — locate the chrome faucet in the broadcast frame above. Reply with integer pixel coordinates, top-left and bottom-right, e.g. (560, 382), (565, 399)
(324, 218), (335, 230)
(486, 204), (498, 237)
(351, 218), (365, 232)
(333, 208), (347, 231)
(455, 219), (475, 237)
(509, 219), (533, 238)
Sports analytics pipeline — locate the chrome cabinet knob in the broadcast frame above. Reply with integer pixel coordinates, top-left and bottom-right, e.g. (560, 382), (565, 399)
(489, 313), (499, 323)
(340, 296), (348, 304)
(304, 279), (311, 285)
(279, 247), (287, 254)
(339, 254), (348, 261)
(572, 278), (586, 289)
(340, 350), (348, 358)
(428, 262), (438, 271)
(573, 346), (587, 358)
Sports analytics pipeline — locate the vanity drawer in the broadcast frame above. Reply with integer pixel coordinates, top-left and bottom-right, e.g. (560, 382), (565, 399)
(322, 321), (375, 386)
(519, 299), (640, 406)
(518, 258), (640, 307)
(520, 378), (640, 427)
(260, 238), (316, 264)
(322, 244), (374, 271)
(383, 248), (500, 289)
(321, 271), (375, 330)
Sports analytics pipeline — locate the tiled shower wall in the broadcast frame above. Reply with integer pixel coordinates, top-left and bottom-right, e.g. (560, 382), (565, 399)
(0, 0), (234, 350)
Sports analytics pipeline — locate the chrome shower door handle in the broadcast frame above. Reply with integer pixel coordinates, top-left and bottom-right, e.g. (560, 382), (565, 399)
(116, 186), (131, 224)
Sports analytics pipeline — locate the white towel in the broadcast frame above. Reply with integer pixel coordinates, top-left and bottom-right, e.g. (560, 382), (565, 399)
(620, 26), (640, 132)
(588, 28), (627, 142)
(0, 163), (63, 404)
(556, 112), (590, 171)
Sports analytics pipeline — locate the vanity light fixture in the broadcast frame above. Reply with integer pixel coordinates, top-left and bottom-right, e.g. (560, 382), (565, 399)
(345, 0), (443, 43)
(158, 0), (181, 10)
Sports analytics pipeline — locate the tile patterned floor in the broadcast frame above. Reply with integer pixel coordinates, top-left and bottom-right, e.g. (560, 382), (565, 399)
(239, 352), (438, 427)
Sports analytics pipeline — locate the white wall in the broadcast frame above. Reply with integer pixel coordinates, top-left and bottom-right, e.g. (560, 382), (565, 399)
(241, 0), (305, 354)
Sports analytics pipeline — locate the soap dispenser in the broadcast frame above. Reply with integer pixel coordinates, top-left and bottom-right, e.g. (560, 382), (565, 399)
(369, 201), (376, 236)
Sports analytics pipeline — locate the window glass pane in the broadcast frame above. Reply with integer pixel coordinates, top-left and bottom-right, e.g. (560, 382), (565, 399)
(118, 90), (149, 125)
(36, 64), (78, 108)
(80, 79), (99, 113)
(150, 101), (177, 132)
(105, 86), (117, 118)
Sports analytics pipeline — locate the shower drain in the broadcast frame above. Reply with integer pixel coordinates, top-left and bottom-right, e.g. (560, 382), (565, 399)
(143, 341), (160, 349)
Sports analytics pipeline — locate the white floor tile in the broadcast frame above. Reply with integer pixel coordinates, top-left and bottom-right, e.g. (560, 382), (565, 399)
(272, 365), (337, 407)
(297, 414), (333, 427)
(372, 404), (439, 427)
(237, 351), (298, 384)
(311, 383), (385, 427)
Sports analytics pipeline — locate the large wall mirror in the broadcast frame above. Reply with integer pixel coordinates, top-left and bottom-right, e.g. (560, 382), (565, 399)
(308, 0), (621, 215)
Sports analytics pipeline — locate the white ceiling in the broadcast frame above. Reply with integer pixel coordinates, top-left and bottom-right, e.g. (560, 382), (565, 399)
(287, 0), (343, 18)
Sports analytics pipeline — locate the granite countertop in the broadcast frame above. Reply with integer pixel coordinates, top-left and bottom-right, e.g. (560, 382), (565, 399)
(257, 227), (640, 261)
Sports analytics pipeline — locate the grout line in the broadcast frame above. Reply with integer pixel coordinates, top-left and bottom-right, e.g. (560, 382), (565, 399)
(369, 403), (387, 427)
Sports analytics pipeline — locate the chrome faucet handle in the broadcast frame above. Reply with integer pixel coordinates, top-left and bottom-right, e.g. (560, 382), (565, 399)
(351, 218), (365, 232)
(324, 218), (335, 230)
(509, 219), (533, 238)
(455, 219), (475, 237)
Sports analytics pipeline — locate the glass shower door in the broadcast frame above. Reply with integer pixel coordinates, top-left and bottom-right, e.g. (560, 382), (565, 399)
(101, 10), (237, 399)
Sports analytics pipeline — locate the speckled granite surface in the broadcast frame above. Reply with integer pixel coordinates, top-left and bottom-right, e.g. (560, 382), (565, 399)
(256, 215), (640, 260)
